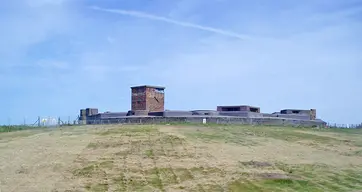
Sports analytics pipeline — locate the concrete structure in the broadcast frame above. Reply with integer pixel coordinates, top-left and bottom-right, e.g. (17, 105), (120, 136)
(78, 85), (326, 127)
(86, 112), (128, 121)
(217, 105), (262, 118)
(280, 109), (310, 115)
(80, 109), (86, 117)
(219, 111), (264, 118)
(79, 108), (98, 124)
(278, 109), (317, 120)
(217, 105), (260, 113)
(131, 85), (165, 112)
(85, 116), (326, 127)
(85, 108), (98, 116)
(150, 110), (194, 117)
(191, 110), (219, 116)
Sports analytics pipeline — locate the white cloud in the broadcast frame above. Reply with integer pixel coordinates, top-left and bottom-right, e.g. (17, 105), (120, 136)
(1, 0), (361, 124)
(90, 6), (252, 40)
(127, 3), (361, 123)
(0, 1), (74, 63)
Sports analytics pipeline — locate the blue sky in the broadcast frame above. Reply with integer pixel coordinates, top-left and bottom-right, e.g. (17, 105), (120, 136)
(1, 0), (361, 125)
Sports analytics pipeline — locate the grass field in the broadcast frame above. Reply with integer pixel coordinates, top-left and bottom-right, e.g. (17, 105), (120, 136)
(0, 124), (362, 192)
(0, 125), (40, 133)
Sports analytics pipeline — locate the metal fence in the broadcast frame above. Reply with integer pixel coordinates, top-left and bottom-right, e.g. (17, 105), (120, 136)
(326, 123), (362, 129)
(1, 116), (79, 127)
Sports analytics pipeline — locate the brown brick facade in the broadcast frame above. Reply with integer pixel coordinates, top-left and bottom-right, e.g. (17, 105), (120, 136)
(131, 85), (165, 112)
(131, 87), (147, 111)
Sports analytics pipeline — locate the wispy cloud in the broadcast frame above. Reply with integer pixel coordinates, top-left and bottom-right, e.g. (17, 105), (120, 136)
(1, 0), (361, 125)
(90, 6), (251, 40)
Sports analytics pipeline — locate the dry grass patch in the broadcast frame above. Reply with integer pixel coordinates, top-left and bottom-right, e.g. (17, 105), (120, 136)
(2, 124), (362, 191)
(69, 125), (362, 191)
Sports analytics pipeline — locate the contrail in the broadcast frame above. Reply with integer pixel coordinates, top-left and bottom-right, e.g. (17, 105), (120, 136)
(90, 6), (251, 40)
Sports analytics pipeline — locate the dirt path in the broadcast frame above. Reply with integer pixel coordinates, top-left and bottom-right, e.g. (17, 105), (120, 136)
(0, 128), (95, 192)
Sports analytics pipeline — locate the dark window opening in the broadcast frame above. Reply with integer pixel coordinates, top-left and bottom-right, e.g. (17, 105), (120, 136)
(250, 108), (259, 112)
(222, 107), (240, 111)
(292, 110), (300, 114)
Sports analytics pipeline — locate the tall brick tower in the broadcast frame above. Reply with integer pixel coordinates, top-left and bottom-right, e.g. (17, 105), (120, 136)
(131, 85), (165, 112)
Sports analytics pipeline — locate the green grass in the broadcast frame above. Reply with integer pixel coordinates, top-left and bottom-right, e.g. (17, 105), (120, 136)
(308, 127), (362, 134)
(182, 125), (362, 147)
(69, 124), (362, 192)
(342, 150), (362, 156)
(97, 125), (157, 136)
(186, 128), (258, 146)
(85, 183), (109, 192)
(0, 125), (42, 133)
(73, 160), (114, 177)
(144, 149), (154, 158)
(272, 163), (362, 191)
(174, 168), (194, 182)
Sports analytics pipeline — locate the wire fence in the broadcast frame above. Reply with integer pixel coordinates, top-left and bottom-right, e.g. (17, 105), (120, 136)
(1, 116), (78, 127)
(326, 123), (362, 129)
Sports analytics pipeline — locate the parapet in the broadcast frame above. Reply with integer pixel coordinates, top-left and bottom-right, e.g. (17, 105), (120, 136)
(217, 105), (260, 113)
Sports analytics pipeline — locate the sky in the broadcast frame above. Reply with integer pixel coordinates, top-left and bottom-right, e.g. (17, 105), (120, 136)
(0, 0), (361, 125)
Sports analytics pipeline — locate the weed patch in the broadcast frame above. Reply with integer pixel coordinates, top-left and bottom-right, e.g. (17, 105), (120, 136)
(98, 126), (157, 136)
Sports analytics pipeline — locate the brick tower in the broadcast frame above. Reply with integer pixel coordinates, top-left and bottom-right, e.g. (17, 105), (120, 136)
(131, 85), (165, 112)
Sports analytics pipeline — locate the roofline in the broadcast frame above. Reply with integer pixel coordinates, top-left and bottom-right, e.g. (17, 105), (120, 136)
(217, 105), (260, 108)
(130, 85), (165, 89)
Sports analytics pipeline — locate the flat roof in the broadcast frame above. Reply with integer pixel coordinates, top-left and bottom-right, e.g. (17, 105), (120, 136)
(130, 85), (165, 89)
(217, 105), (260, 108)
(281, 109), (311, 111)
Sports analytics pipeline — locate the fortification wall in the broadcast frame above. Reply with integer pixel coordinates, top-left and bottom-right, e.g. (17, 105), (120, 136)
(85, 116), (326, 127)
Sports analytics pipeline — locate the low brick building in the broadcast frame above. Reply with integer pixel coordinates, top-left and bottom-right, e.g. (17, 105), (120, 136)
(131, 85), (165, 112)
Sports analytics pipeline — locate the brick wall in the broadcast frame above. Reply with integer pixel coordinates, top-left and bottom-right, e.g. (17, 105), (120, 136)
(146, 87), (165, 112)
(131, 86), (165, 112)
(131, 87), (147, 111)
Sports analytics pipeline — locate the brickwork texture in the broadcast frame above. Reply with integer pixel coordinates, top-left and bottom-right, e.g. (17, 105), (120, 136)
(131, 86), (165, 112)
